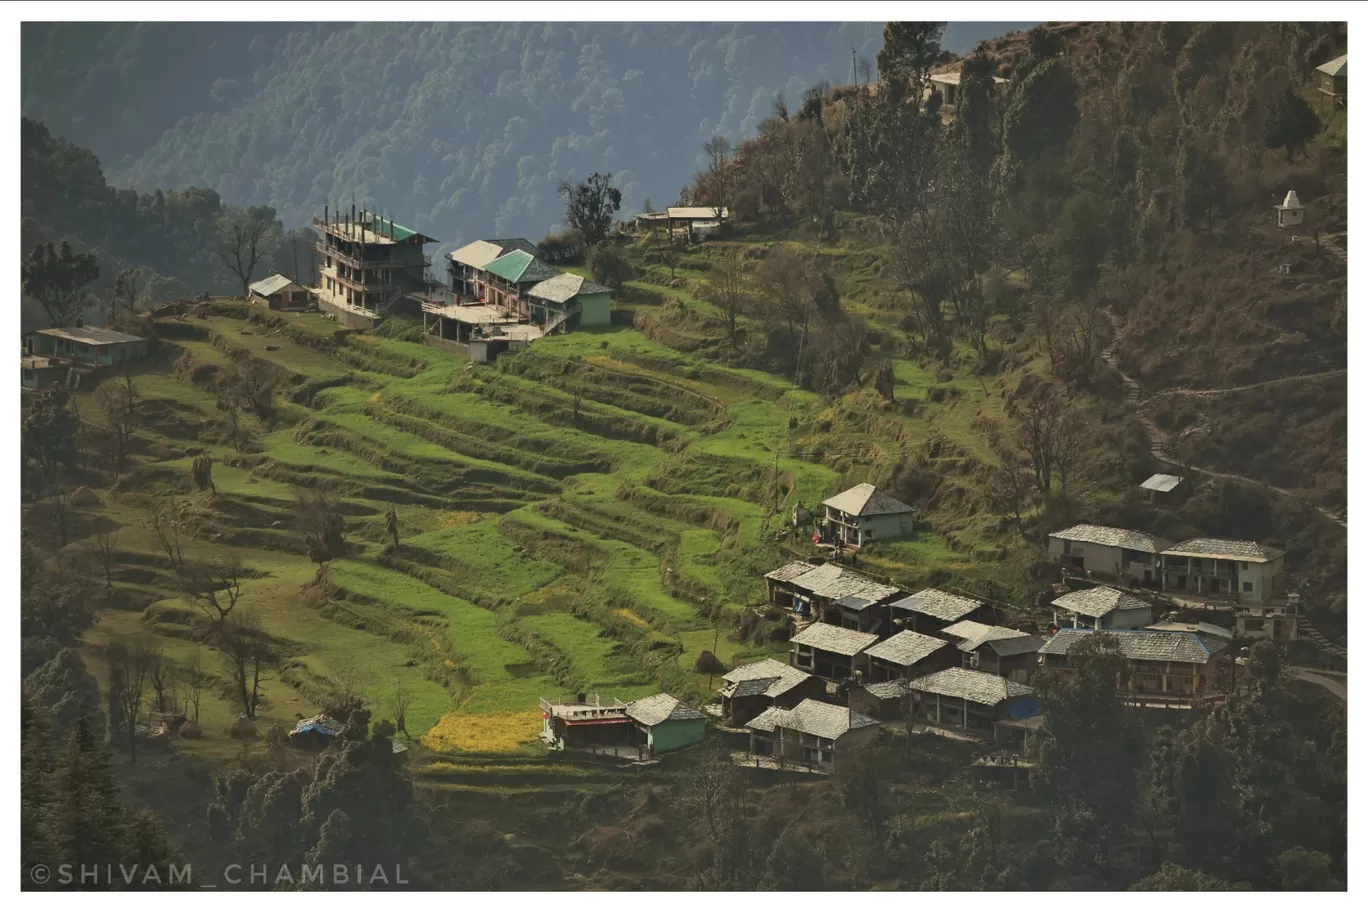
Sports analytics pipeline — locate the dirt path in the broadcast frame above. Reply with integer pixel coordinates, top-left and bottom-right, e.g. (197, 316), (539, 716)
(1140, 369), (1346, 403)
(1102, 311), (1347, 531)
(1287, 667), (1347, 701)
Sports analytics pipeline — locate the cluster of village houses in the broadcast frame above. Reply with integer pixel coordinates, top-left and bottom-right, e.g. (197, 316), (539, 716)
(541, 481), (1300, 777)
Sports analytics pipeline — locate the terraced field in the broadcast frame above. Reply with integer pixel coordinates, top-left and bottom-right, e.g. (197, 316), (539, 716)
(71, 290), (1023, 758)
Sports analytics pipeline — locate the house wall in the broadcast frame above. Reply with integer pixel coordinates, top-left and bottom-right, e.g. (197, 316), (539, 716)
(577, 291), (612, 326)
(832, 723), (881, 773)
(645, 717), (706, 753)
(1048, 537), (1159, 582)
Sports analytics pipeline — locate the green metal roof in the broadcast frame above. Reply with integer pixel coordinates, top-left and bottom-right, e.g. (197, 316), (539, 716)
(367, 215), (434, 244)
(484, 250), (560, 284)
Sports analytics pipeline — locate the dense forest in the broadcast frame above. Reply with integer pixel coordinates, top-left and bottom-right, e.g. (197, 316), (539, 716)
(22, 22), (1029, 251)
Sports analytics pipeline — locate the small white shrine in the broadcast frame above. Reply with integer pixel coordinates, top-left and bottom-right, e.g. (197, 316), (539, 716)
(1275, 190), (1305, 228)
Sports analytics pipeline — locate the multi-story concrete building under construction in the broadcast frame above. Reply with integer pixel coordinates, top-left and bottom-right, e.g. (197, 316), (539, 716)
(313, 205), (437, 326)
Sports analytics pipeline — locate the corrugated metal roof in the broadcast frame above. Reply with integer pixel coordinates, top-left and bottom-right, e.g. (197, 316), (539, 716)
(1039, 628), (1225, 664)
(790, 622), (880, 656)
(32, 326), (146, 346)
(1162, 538), (1284, 563)
(986, 635), (1045, 657)
(625, 693), (707, 727)
(891, 588), (984, 623)
(909, 667), (1033, 706)
(483, 250), (537, 283)
(822, 482), (915, 517)
(721, 658), (812, 699)
(249, 274), (302, 297)
(1145, 621), (1234, 640)
(1049, 524), (1172, 553)
(1316, 54), (1347, 76)
(449, 240), (505, 269)
(864, 630), (948, 667)
(1140, 473), (1185, 493)
(789, 563), (902, 603)
(765, 560), (818, 582)
(1051, 586), (1153, 619)
(667, 206), (730, 220)
(746, 698), (878, 740)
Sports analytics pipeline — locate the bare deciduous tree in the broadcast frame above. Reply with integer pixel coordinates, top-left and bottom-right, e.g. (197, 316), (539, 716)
(388, 676), (414, 738)
(107, 636), (158, 764)
(703, 253), (751, 347)
(701, 135), (735, 222)
(1009, 381), (1090, 502)
(178, 555), (245, 624)
(212, 205), (283, 296)
(95, 373), (139, 479)
(147, 497), (185, 567)
(93, 528), (119, 589)
(220, 608), (269, 719)
(182, 647), (205, 722)
(295, 485), (346, 582)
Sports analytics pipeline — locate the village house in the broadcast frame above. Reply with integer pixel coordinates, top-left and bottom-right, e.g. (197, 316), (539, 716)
(789, 622), (880, 681)
(313, 206), (437, 326)
(21, 355), (73, 390)
(248, 273), (312, 310)
(23, 326), (149, 373)
(1145, 620), (1234, 641)
(769, 561), (902, 633)
(636, 206), (730, 241)
(821, 482), (917, 547)
(862, 629), (955, 683)
(764, 560), (819, 610)
(937, 620), (1044, 683)
(1233, 601), (1300, 643)
(1050, 586), (1155, 632)
(848, 679), (914, 721)
(890, 587), (993, 635)
(1038, 628), (1232, 708)
(718, 658), (827, 727)
(1048, 523), (1172, 585)
(1315, 53), (1347, 110)
(1139, 473), (1187, 503)
(1159, 538), (1286, 605)
(927, 69), (1010, 109)
(745, 698), (881, 774)
(539, 694), (634, 753)
(907, 667), (1038, 734)
(623, 694), (708, 754)
(426, 237), (613, 361)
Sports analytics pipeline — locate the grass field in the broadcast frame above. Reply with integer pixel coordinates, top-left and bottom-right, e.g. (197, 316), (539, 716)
(68, 231), (1035, 758)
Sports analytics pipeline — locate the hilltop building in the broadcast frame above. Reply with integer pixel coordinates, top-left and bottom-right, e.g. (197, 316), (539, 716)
(313, 206), (438, 326)
(821, 482), (917, 546)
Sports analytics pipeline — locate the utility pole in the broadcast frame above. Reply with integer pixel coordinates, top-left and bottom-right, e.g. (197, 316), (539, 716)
(851, 46), (857, 84)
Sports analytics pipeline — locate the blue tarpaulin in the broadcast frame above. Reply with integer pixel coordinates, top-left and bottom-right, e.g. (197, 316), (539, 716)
(1007, 696), (1041, 719)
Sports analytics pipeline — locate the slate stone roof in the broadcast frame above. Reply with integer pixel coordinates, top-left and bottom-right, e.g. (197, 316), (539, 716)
(720, 659), (812, 699)
(822, 482), (916, 517)
(1051, 586), (1153, 619)
(449, 240), (506, 269)
(789, 622), (880, 657)
(862, 680), (912, 700)
(788, 563), (902, 604)
(1316, 54), (1347, 77)
(764, 560), (819, 583)
(745, 698), (879, 740)
(1162, 538), (1285, 563)
(891, 588), (984, 623)
(940, 619), (1042, 655)
(526, 272), (611, 303)
(1038, 628), (1225, 664)
(625, 693), (707, 727)
(1050, 524), (1172, 554)
(985, 635), (1046, 657)
(909, 668), (1034, 706)
(864, 630), (949, 667)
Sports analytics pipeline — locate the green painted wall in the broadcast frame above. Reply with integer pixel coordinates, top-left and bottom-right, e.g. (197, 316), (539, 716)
(646, 717), (706, 753)
(577, 291), (612, 326)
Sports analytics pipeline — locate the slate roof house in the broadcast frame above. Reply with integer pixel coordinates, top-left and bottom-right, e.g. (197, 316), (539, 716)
(745, 698), (881, 774)
(1316, 54), (1347, 108)
(890, 588), (993, 634)
(907, 667), (1038, 733)
(1050, 586), (1155, 631)
(863, 630), (954, 683)
(789, 622), (879, 681)
(717, 658), (826, 727)
(1048, 524), (1172, 585)
(768, 561), (902, 633)
(822, 482), (917, 546)
(624, 694), (707, 754)
(1159, 538), (1286, 607)
(1039, 628), (1232, 708)
(937, 620), (1044, 682)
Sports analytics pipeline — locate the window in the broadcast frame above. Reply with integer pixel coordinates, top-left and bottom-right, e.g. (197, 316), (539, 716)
(1240, 561), (1248, 570)
(1242, 581), (1253, 593)
(1243, 618), (1265, 631)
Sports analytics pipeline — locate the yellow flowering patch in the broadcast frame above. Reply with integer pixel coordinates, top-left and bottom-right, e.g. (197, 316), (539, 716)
(614, 608), (649, 629)
(421, 710), (543, 754)
(432, 510), (484, 529)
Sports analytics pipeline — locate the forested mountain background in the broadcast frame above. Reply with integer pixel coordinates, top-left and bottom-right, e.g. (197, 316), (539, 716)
(21, 21), (1031, 252)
